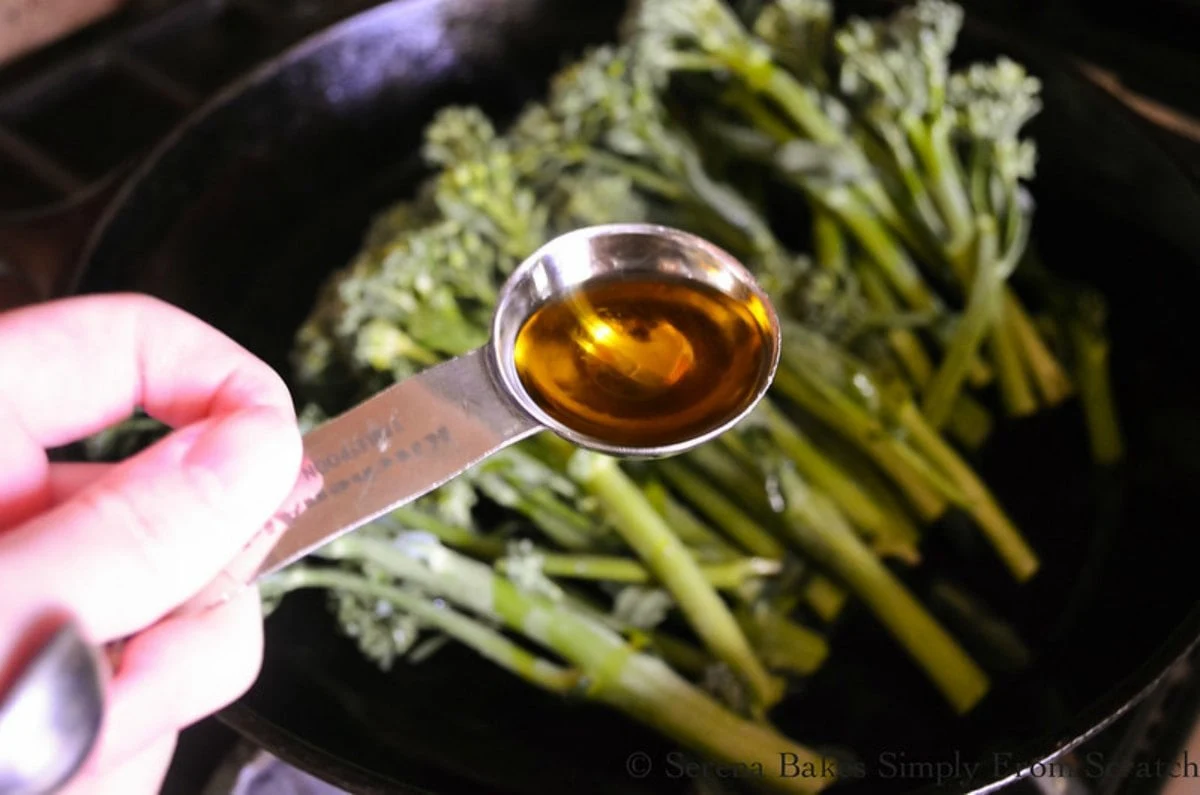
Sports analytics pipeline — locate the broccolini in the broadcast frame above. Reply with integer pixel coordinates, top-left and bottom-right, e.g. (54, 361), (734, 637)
(91, 1), (1125, 791)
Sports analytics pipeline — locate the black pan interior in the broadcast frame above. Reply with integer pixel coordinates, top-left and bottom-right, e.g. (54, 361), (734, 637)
(73, 1), (1200, 792)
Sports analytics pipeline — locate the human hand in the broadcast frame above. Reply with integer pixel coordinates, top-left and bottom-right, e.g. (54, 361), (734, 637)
(0, 294), (303, 794)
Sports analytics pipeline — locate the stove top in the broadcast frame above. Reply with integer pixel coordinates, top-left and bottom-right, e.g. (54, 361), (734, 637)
(0, 0), (382, 211)
(1, 1), (1198, 794)
(0, 0), (385, 305)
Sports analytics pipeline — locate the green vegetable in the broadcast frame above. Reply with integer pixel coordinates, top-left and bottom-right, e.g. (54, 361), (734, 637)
(742, 429), (990, 714)
(268, 530), (835, 793)
(91, 1), (1125, 789)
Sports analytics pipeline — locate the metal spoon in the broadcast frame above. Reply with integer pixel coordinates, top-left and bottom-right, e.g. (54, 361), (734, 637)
(0, 223), (780, 793)
(185, 222), (782, 610)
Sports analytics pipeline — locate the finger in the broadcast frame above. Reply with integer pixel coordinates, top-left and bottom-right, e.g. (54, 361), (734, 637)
(0, 399), (51, 531)
(0, 462), (117, 535)
(0, 292), (296, 448)
(62, 732), (178, 795)
(0, 403), (301, 642)
(47, 462), (113, 504)
(85, 587), (263, 773)
(2, 464), (116, 536)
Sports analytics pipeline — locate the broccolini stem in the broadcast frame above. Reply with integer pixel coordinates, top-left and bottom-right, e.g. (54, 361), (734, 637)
(525, 432), (577, 469)
(662, 450), (853, 622)
(653, 454), (850, 649)
(999, 174), (1025, 262)
(856, 264), (935, 386)
(510, 482), (602, 551)
(988, 190), (1044, 415)
(768, 463), (990, 715)
(686, 17), (922, 256)
(570, 453), (785, 711)
(677, 146), (791, 273)
(947, 391), (994, 450)
(760, 69), (843, 145)
(1005, 290), (1074, 405)
(579, 148), (689, 201)
(775, 365), (945, 520)
(812, 208), (848, 274)
(802, 575), (849, 623)
(656, 459), (786, 559)
(735, 604), (830, 676)
(771, 361), (961, 517)
(706, 106), (954, 324)
(921, 216), (1003, 428)
(643, 480), (742, 558)
(326, 534), (832, 792)
(677, 447), (851, 620)
(928, 579), (1034, 675)
(897, 402), (1040, 582)
(798, 420), (935, 532)
(814, 185), (936, 313)
(726, 122), (939, 314)
(598, 653), (835, 793)
(648, 631), (712, 676)
(852, 179), (936, 263)
(908, 116), (974, 251)
(857, 262), (993, 447)
(969, 143), (990, 218)
(557, 586), (714, 675)
(858, 121), (949, 254)
(756, 67), (929, 258)
(683, 444), (782, 526)
(967, 350), (995, 388)
(719, 86), (799, 144)
(496, 552), (782, 592)
(988, 301), (1039, 416)
(1068, 293), (1124, 465)
(572, 144), (773, 265)
(261, 566), (582, 694)
(752, 402), (922, 564)
(385, 507), (508, 559)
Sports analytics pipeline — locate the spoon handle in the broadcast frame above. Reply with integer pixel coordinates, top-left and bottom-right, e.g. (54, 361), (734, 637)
(175, 346), (541, 618)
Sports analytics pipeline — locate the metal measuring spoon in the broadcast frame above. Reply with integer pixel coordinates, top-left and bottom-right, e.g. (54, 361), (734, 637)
(241, 223), (780, 584)
(173, 223), (782, 609)
(0, 224), (780, 793)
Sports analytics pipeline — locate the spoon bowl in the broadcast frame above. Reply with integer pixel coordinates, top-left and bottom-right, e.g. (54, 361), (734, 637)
(491, 224), (782, 457)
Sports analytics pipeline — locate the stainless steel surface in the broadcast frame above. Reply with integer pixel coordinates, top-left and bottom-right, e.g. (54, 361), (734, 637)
(261, 345), (542, 576)
(176, 223), (781, 617)
(489, 223), (782, 458)
(0, 619), (106, 795)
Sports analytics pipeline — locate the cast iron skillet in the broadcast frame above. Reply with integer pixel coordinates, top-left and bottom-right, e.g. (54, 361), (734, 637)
(67, 0), (1200, 792)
